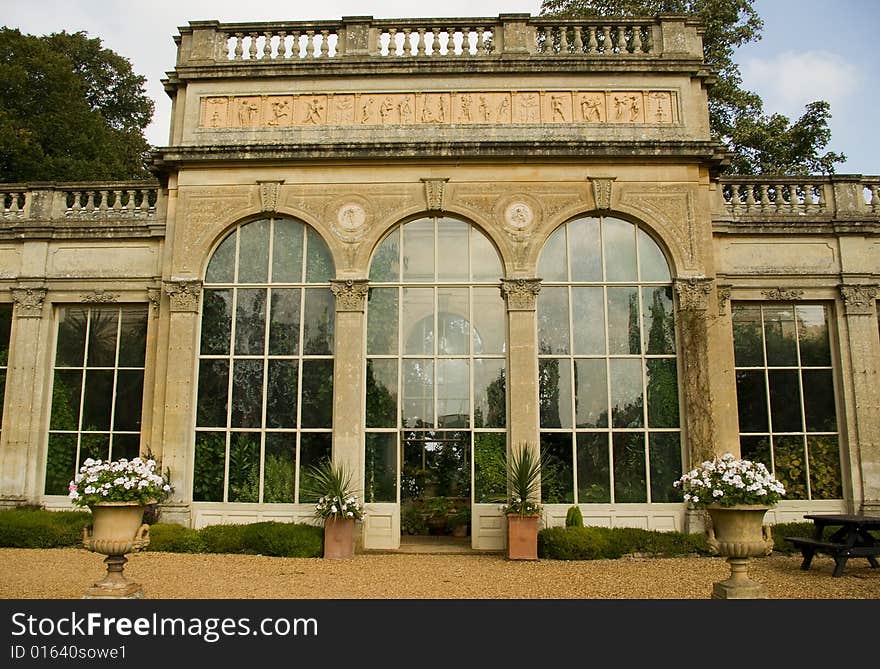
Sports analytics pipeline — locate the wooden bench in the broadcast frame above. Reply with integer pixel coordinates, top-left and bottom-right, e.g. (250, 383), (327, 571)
(785, 535), (880, 577)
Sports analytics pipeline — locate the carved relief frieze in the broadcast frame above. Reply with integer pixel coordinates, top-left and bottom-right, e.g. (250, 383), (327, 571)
(674, 277), (714, 312)
(163, 280), (202, 313)
(761, 287), (804, 301)
(619, 186), (699, 273)
(840, 284), (879, 315)
(81, 289), (120, 303)
(330, 279), (369, 312)
(10, 286), (47, 318)
(500, 278), (542, 311)
(258, 180), (283, 212)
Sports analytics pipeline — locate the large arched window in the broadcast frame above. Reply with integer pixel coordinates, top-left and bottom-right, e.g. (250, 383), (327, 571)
(536, 215), (681, 504)
(364, 216), (507, 521)
(193, 217), (335, 503)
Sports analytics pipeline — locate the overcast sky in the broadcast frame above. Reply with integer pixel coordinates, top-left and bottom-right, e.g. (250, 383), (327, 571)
(3, 0), (877, 175)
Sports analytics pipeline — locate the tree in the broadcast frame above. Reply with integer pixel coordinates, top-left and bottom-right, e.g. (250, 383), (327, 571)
(540, 0), (845, 174)
(0, 28), (154, 183)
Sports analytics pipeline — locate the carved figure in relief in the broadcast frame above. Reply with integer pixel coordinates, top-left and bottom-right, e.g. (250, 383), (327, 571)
(460, 95), (473, 122)
(649, 92), (669, 122)
(497, 97), (510, 121)
(398, 97), (413, 124)
(267, 99), (290, 126)
(361, 97), (375, 124)
(551, 95), (567, 122)
(303, 98), (324, 125)
(334, 97), (354, 124)
(479, 96), (491, 122)
(519, 94), (539, 122)
(380, 97), (395, 124)
(207, 98), (226, 127)
(438, 96), (447, 123)
(614, 94), (640, 122)
(238, 99), (260, 126)
(580, 95), (602, 122)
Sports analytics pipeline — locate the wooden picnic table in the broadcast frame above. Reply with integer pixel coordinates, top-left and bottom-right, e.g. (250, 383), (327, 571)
(785, 513), (880, 577)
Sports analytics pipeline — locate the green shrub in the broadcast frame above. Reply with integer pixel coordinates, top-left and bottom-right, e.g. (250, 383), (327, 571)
(0, 507), (91, 548)
(565, 506), (584, 528)
(199, 524), (251, 554)
(147, 523), (205, 553)
(538, 525), (710, 560)
(241, 522), (323, 558)
(769, 521), (818, 553)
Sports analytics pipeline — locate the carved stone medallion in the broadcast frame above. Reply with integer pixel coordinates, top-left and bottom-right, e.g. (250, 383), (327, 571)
(504, 202), (534, 230)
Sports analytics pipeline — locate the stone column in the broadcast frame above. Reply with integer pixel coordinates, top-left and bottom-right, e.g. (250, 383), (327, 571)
(838, 284), (880, 514)
(0, 285), (48, 506)
(329, 279), (369, 486)
(158, 279), (202, 525)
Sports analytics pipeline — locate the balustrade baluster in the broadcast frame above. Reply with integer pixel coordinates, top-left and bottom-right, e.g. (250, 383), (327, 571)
(248, 33), (258, 60)
(573, 26), (583, 52)
(774, 184), (786, 212)
(234, 33), (244, 60)
(543, 27), (553, 54)
(745, 184), (756, 209)
(587, 27), (598, 53)
(476, 27), (485, 55)
(277, 32), (288, 59)
(99, 190), (109, 215)
(759, 184), (770, 210)
(871, 185), (880, 211)
(788, 184), (799, 211)
(321, 30), (331, 57)
(560, 26), (569, 53)
(305, 30), (315, 58)
(602, 26), (612, 54)
(69, 191), (80, 216)
(417, 28), (427, 56)
(387, 28), (397, 56)
(111, 190), (122, 214)
(632, 27), (643, 53)
(617, 26), (627, 53)
(802, 183), (814, 212)
(124, 190), (134, 217)
(263, 32), (272, 59)
(447, 28), (456, 57)
(403, 28), (413, 56)
(461, 27), (472, 56)
(291, 31), (301, 58)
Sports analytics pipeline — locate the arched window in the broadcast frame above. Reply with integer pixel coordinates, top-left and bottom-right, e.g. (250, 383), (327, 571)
(193, 217), (335, 503)
(364, 216), (507, 523)
(536, 215), (681, 504)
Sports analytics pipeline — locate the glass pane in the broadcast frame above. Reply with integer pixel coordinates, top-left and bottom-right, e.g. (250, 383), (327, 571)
(646, 359), (679, 428)
(474, 432), (506, 503)
(736, 370), (768, 433)
(537, 226), (567, 282)
(539, 358), (572, 428)
(365, 432), (397, 502)
(474, 359), (506, 428)
(200, 289), (233, 355)
(370, 228), (400, 282)
(305, 227), (334, 282)
(610, 358), (643, 428)
(402, 359), (433, 428)
(196, 359), (229, 427)
(44, 433), (77, 495)
(613, 433), (647, 503)
(568, 217), (602, 281)
(118, 307), (148, 367)
(50, 370), (82, 430)
(603, 217), (637, 282)
(299, 433), (332, 502)
(638, 228), (670, 282)
(402, 218), (435, 282)
(366, 359), (398, 428)
(231, 359), (263, 428)
(541, 433), (574, 503)
(471, 228), (503, 282)
(302, 288), (335, 355)
(205, 230), (236, 284)
(237, 219), (270, 283)
(768, 370), (802, 432)
(607, 287), (640, 355)
(113, 370), (143, 431)
(438, 359), (469, 428)
(808, 436), (842, 499)
(773, 435), (808, 500)
(266, 359), (298, 428)
(576, 433), (611, 503)
(272, 219), (304, 283)
(797, 305), (831, 366)
(0, 371), (5, 429)
(802, 369), (837, 432)
(268, 288), (300, 356)
(367, 288), (398, 355)
(111, 433), (140, 461)
(56, 307), (88, 367)
(763, 305), (798, 366)
(437, 288), (469, 355)
(82, 370), (114, 430)
(472, 288), (505, 354)
(87, 309), (119, 367)
(402, 288), (434, 355)
(732, 304), (764, 366)
(80, 433), (109, 464)
(537, 287), (569, 355)
(234, 289), (266, 355)
(193, 432), (225, 502)
(0, 304), (11, 361)
(264, 433), (296, 503)
(437, 218), (469, 281)
(740, 435), (771, 471)
(228, 432), (260, 502)
(649, 433), (682, 502)
(300, 359), (334, 428)
(571, 287), (605, 355)
(642, 286), (675, 355)
(574, 358), (607, 428)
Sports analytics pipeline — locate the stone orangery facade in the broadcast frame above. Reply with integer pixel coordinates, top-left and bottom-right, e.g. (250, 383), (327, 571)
(1, 13), (879, 551)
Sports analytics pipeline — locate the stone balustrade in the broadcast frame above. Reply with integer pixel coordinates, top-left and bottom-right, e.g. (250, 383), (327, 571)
(0, 183), (160, 224)
(532, 20), (655, 55)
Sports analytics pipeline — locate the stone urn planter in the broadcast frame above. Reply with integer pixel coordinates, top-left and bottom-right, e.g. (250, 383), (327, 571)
(323, 516), (356, 560)
(82, 501), (151, 598)
(706, 504), (774, 599)
(507, 515), (539, 561)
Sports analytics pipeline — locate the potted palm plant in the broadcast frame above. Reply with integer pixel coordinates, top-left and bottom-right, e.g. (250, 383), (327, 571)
(500, 443), (544, 560)
(302, 459), (363, 560)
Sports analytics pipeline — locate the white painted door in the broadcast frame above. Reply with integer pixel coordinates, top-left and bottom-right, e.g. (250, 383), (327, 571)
(471, 503), (506, 550)
(363, 502), (400, 549)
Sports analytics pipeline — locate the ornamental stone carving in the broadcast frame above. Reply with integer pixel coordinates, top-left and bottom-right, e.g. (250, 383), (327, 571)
(422, 178), (449, 212)
(674, 277), (714, 312)
(589, 177), (616, 211)
(330, 279), (369, 312)
(147, 288), (161, 315)
(501, 278), (542, 311)
(717, 285), (732, 315)
(258, 180), (283, 212)
(81, 289), (120, 303)
(10, 286), (47, 318)
(504, 202), (534, 230)
(163, 280), (202, 313)
(761, 287), (803, 301)
(840, 285), (879, 315)
(336, 203), (366, 232)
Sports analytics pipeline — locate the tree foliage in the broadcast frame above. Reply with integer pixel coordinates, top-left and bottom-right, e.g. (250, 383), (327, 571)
(540, 0), (845, 174)
(0, 28), (154, 183)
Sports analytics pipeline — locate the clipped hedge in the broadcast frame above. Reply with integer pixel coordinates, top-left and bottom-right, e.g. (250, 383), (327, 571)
(0, 507), (92, 548)
(538, 525), (711, 561)
(769, 521), (818, 553)
(146, 523), (205, 553)
(241, 522), (323, 558)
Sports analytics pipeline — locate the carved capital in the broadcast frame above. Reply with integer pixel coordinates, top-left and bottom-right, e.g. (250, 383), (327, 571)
(840, 284), (879, 315)
(163, 280), (202, 313)
(761, 287), (803, 301)
(81, 289), (120, 303)
(421, 178), (449, 212)
(258, 180), (283, 212)
(674, 277), (713, 312)
(501, 277), (542, 311)
(330, 279), (369, 312)
(10, 286), (47, 318)
(147, 287), (161, 315)
(589, 177), (616, 211)
(717, 285), (732, 315)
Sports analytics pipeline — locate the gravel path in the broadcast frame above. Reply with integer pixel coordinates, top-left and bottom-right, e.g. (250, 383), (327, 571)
(1, 548), (878, 599)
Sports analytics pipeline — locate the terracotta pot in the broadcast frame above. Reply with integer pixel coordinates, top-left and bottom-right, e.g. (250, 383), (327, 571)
(507, 515), (539, 560)
(705, 504), (774, 599)
(323, 516), (356, 560)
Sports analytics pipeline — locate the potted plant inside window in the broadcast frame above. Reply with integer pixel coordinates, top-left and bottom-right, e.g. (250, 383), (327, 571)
(674, 452), (786, 599)
(68, 456), (172, 598)
(302, 459), (363, 560)
(500, 443), (545, 560)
